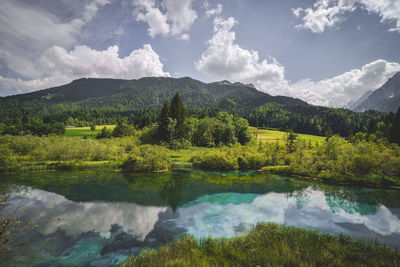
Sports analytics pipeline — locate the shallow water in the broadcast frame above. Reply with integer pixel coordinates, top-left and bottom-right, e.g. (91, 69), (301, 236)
(1, 170), (400, 266)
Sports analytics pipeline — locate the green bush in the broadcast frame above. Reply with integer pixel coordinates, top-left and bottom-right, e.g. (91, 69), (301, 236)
(0, 146), (16, 172)
(170, 138), (192, 150)
(192, 145), (268, 171)
(121, 145), (171, 172)
(192, 150), (239, 171)
(29, 137), (122, 162)
(237, 152), (265, 170)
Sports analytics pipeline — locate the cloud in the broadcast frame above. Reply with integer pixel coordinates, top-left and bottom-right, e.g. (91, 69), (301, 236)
(194, 16), (400, 107)
(165, 0), (198, 35)
(0, 44), (170, 96)
(14, 188), (167, 240)
(293, 0), (400, 33)
(195, 17), (290, 96)
(133, 0), (170, 37)
(178, 33), (190, 41)
(290, 59), (400, 107)
(0, 0), (111, 78)
(132, 0), (197, 38)
(205, 3), (223, 17)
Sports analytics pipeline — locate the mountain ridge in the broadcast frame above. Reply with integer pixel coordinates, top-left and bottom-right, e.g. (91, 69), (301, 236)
(0, 76), (307, 113)
(350, 72), (400, 113)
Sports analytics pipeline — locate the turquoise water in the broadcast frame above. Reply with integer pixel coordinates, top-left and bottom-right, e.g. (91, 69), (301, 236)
(1, 170), (400, 266)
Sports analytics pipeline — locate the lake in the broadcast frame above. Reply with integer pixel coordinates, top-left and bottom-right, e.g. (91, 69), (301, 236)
(1, 170), (400, 266)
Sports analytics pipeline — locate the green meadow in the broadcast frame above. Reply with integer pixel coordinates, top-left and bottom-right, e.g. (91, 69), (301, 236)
(63, 125), (116, 137)
(250, 127), (326, 145)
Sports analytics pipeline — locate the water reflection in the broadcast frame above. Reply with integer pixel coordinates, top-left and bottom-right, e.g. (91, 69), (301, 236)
(173, 189), (400, 247)
(10, 189), (167, 240)
(1, 170), (400, 266)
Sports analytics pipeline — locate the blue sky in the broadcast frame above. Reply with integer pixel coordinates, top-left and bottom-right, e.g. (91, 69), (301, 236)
(0, 0), (400, 107)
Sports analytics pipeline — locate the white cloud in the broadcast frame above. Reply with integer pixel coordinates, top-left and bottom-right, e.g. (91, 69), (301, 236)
(14, 189), (167, 240)
(205, 3), (223, 17)
(290, 59), (400, 107)
(178, 33), (190, 41)
(132, 0), (197, 38)
(0, 0), (111, 78)
(0, 44), (170, 96)
(195, 16), (400, 107)
(165, 0), (197, 35)
(133, 0), (170, 37)
(195, 17), (290, 96)
(293, 0), (400, 33)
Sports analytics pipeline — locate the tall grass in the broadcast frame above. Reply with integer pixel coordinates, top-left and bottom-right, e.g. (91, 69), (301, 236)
(121, 223), (400, 267)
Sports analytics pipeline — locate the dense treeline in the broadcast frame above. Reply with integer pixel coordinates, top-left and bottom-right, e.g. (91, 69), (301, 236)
(248, 103), (392, 137)
(138, 93), (252, 148)
(1, 88), (398, 140)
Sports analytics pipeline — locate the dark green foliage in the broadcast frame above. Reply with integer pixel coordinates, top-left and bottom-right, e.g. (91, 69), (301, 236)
(112, 122), (136, 137)
(121, 223), (400, 267)
(389, 106), (400, 144)
(170, 93), (186, 139)
(192, 113), (250, 147)
(233, 114), (251, 145)
(0, 146), (16, 172)
(121, 145), (171, 172)
(248, 103), (386, 138)
(96, 127), (113, 139)
(0, 77), (390, 140)
(157, 101), (171, 142)
(286, 129), (297, 153)
(90, 123), (96, 132)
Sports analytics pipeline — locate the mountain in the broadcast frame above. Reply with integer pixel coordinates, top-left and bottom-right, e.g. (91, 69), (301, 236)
(351, 72), (400, 113)
(346, 90), (373, 110)
(0, 76), (307, 114)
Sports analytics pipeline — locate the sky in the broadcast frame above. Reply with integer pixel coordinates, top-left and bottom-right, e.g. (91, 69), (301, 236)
(0, 0), (400, 107)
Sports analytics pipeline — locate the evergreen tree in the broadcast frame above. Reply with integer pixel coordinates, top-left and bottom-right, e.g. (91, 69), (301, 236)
(286, 129), (297, 153)
(367, 118), (377, 137)
(158, 101), (171, 142)
(389, 106), (400, 144)
(325, 127), (333, 141)
(170, 93), (185, 139)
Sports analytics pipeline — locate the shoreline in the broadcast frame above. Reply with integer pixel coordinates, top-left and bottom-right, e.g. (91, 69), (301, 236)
(3, 161), (399, 190)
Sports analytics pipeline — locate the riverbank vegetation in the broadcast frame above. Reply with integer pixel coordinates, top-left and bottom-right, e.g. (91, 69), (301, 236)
(1, 93), (399, 188)
(192, 135), (400, 187)
(121, 222), (400, 267)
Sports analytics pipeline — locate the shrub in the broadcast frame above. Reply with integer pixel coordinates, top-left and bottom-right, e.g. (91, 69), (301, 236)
(170, 138), (192, 150)
(0, 146), (16, 172)
(30, 137), (122, 162)
(121, 145), (171, 172)
(192, 150), (238, 171)
(237, 152), (266, 170)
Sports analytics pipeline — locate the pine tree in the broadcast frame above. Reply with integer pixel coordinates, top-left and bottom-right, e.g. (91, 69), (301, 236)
(389, 106), (400, 144)
(158, 101), (171, 142)
(170, 93), (185, 139)
(286, 129), (297, 153)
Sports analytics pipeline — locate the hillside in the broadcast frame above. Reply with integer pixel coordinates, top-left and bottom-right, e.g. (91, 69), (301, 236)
(351, 72), (400, 113)
(0, 77), (306, 113)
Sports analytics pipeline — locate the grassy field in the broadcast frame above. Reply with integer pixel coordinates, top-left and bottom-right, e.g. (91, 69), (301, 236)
(121, 222), (400, 267)
(64, 125), (116, 137)
(65, 125), (325, 145)
(250, 127), (325, 145)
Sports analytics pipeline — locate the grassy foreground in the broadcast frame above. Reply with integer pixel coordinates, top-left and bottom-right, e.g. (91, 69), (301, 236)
(121, 223), (400, 267)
